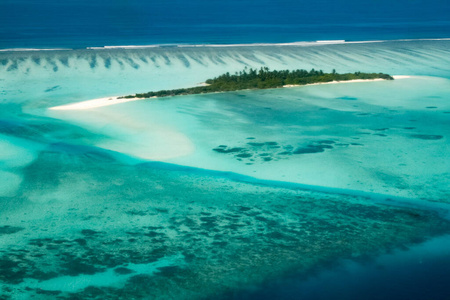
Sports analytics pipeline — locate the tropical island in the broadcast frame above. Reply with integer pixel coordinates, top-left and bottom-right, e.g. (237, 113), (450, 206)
(119, 67), (394, 99)
(49, 68), (396, 111)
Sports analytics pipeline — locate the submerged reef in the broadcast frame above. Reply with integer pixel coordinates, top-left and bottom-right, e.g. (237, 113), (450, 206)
(1, 149), (449, 299)
(211, 138), (366, 164)
(1, 41), (449, 299)
(120, 68), (393, 99)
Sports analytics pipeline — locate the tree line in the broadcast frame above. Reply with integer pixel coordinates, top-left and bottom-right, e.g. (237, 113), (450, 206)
(120, 67), (393, 99)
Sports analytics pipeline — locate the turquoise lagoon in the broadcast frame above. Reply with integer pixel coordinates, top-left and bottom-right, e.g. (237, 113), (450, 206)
(1, 40), (450, 298)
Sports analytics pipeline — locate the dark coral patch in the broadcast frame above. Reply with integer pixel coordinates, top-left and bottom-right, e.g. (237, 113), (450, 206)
(278, 151), (292, 155)
(44, 85), (60, 93)
(61, 258), (104, 276)
(81, 229), (101, 236)
(36, 289), (61, 296)
(236, 153), (252, 158)
(0, 226), (24, 235)
(157, 266), (180, 277)
(336, 96), (358, 101)
(293, 146), (325, 154)
(114, 267), (135, 275)
(74, 238), (87, 246)
(317, 145), (333, 149)
(410, 134), (443, 140)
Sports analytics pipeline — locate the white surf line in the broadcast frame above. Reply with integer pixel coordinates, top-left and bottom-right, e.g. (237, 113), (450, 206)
(87, 38), (450, 49)
(3, 38), (450, 52)
(49, 76), (412, 111)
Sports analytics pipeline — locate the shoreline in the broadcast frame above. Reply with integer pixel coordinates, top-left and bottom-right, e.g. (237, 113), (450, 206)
(49, 76), (411, 111)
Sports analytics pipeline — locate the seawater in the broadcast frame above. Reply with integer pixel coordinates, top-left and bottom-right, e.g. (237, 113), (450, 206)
(234, 234), (450, 300)
(1, 40), (450, 299)
(1, 0), (449, 49)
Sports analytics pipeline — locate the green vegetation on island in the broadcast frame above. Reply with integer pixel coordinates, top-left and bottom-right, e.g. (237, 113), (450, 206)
(120, 67), (394, 99)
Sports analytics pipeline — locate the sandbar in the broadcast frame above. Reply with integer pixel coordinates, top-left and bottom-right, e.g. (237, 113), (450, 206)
(49, 96), (148, 111)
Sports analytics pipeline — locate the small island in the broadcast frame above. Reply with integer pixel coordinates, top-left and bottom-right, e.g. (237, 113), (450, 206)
(120, 67), (394, 99)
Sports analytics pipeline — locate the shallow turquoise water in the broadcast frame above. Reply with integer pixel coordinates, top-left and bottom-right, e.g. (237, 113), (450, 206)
(1, 40), (450, 299)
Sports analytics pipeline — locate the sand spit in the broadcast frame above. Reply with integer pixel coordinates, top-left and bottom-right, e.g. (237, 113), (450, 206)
(283, 76), (410, 88)
(283, 78), (386, 87)
(49, 96), (147, 111)
(49, 76), (411, 111)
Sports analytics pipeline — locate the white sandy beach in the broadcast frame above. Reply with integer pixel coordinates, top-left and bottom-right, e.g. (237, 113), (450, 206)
(49, 76), (412, 111)
(282, 78), (387, 88)
(283, 75), (411, 88)
(49, 96), (146, 111)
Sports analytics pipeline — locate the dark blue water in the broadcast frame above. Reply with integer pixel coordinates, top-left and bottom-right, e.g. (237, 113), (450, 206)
(232, 235), (450, 300)
(1, 0), (449, 49)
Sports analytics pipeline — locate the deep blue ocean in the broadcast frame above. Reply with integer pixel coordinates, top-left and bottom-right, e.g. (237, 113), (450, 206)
(1, 0), (449, 49)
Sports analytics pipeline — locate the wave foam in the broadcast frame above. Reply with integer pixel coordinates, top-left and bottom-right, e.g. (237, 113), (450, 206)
(1, 38), (449, 52)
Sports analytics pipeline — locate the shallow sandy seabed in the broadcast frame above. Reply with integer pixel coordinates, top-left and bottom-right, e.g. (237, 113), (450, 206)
(1, 41), (449, 299)
(45, 76), (450, 202)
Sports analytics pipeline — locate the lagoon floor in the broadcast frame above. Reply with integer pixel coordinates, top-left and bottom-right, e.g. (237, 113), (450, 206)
(1, 40), (450, 299)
